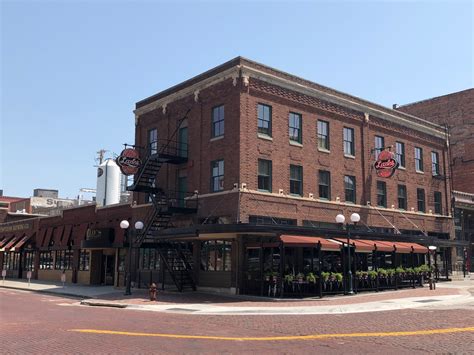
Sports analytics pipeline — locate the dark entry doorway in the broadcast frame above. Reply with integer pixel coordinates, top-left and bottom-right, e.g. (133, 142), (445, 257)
(101, 254), (115, 285)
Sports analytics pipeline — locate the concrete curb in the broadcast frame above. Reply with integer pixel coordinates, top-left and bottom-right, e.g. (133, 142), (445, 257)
(80, 300), (128, 308)
(0, 285), (91, 299)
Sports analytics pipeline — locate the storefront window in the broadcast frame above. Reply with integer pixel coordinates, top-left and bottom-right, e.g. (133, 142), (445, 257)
(55, 250), (73, 270)
(79, 250), (90, 271)
(23, 252), (35, 272)
(139, 248), (160, 270)
(3, 252), (20, 270)
(200, 240), (232, 271)
(39, 251), (53, 270)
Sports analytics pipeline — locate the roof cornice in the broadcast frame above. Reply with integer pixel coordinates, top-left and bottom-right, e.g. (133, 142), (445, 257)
(134, 61), (447, 139)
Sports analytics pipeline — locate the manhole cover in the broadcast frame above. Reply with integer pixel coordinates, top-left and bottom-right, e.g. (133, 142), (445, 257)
(414, 299), (440, 303)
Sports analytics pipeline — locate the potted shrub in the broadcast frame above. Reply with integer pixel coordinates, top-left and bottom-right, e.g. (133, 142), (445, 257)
(306, 272), (317, 283)
(284, 273), (294, 284)
(368, 270), (378, 280)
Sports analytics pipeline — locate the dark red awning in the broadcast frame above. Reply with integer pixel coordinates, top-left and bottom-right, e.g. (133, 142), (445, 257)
(42, 227), (54, 248)
(394, 242), (428, 254)
(280, 235), (341, 251)
(334, 238), (376, 252)
(51, 226), (65, 247)
(60, 225), (73, 247)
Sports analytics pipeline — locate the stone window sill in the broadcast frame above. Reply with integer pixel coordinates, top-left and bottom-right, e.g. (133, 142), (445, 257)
(257, 133), (273, 141)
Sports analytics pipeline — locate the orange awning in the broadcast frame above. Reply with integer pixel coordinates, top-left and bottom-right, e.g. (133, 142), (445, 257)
(334, 238), (376, 252)
(394, 242), (428, 254)
(280, 235), (341, 251)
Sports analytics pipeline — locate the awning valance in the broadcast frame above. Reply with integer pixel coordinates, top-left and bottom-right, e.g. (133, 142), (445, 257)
(280, 235), (341, 251)
(334, 238), (376, 252)
(10, 232), (33, 251)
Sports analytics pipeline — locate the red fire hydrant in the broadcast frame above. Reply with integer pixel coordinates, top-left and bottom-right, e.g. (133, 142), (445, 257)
(149, 283), (157, 301)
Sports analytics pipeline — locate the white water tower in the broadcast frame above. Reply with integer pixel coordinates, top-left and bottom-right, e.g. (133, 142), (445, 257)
(96, 159), (121, 206)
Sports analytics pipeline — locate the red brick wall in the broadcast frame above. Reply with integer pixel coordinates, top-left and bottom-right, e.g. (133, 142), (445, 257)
(134, 69), (452, 235)
(238, 78), (450, 233)
(397, 89), (474, 193)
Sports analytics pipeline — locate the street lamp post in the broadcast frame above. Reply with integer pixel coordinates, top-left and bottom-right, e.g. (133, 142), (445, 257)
(428, 245), (437, 290)
(336, 213), (361, 295)
(120, 220), (131, 295)
(121, 220), (144, 296)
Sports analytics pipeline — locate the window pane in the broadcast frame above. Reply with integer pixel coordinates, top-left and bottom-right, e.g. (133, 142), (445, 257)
(258, 159), (272, 191)
(212, 105), (225, 137)
(258, 104), (272, 136)
(318, 170), (331, 199)
(344, 175), (356, 203)
(290, 165), (303, 195)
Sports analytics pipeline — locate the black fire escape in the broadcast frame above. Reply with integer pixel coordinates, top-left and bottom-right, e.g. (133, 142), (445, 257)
(126, 111), (198, 292)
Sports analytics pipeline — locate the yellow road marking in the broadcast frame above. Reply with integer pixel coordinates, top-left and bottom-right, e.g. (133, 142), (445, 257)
(69, 327), (474, 341)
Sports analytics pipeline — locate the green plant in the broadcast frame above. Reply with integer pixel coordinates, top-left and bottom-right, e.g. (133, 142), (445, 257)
(378, 268), (388, 277)
(356, 271), (366, 279)
(386, 268), (396, 277)
(405, 267), (415, 274)
(333, 273), (343, 282)
(321, 272), (330, 282)
(368, 270), (378, 280)
(418, 264), (430, 274)
(395, 267), (405, 275)
(284, 274), (294, 283)
(306, 272), (318, 283)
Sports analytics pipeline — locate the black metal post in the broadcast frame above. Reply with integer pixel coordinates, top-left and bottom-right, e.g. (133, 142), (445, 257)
(124, 228), (132, 296)
(347, 223), (354, 295)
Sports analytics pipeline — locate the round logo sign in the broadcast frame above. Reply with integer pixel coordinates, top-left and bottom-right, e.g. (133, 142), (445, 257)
(116, 148), (142, 175)
(374, 150), (399, 178)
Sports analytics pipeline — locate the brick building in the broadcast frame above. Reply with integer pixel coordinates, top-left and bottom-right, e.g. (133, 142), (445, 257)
(396, 89), (474, 272)
(0, 58), (468, 295)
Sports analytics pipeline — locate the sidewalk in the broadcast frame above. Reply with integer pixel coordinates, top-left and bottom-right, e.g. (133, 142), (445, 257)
(1, 278), (473, 315)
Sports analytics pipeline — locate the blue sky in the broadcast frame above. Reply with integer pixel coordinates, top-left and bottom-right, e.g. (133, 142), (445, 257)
(1, 0), (472, 199)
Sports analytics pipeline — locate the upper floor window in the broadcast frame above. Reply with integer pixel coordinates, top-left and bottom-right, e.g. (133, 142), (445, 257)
(289, 112), (302, 143)
(395, 142), (405, 168)
(417, 188), (426, 212)
(318, 170), (331, 200)
(344, 175), (356, 203)
(415, 147), (424, 172)
(258, 159), (272, 192)
(211, 160), (224, 192)
(343, 127), (355, 156)
(398, 185), (407, 210)
(148, 128), (158, 154)
(212, 105), (225, 138)
(375, 136), (385, 160)
(431, 151), (440, 176)
(434, 191), (442, 214)
(178, 126), (188, 158)
(317, 120), (330, 150)
(376, 181), (387, 207)
(290, 165), (303, 196)
(258, 104), (272, 136)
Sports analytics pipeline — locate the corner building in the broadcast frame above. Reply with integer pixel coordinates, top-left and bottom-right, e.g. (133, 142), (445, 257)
(130, 57), (461, 296)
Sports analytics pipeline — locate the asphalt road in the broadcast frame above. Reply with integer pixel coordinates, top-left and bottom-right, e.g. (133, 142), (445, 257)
(1, 288), (473, 354)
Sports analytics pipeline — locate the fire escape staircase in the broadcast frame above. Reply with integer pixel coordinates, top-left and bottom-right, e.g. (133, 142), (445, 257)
(125, 110), (197, 291)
